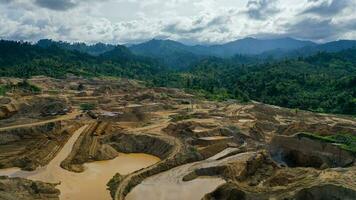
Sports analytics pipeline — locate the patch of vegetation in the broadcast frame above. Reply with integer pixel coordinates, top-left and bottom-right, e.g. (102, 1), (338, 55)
(106, 173), (124, 198)
(1, 80), (41, 94)
(0, 85), (7, 96)
(47, 90), (61, 95)
(80, 103), (96, 111)
(298, 132), (356, 154)
(17, 80), (41, 93)
(77, 83), (85, 91)
(186, 88), (249, 102)
(170, 113), (195, 122)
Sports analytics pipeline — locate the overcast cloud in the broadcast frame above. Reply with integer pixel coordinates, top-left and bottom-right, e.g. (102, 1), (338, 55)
(0, 0), (355, 44)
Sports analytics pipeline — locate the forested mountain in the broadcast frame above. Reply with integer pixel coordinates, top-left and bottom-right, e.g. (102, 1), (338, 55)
(129, 38), (356, 69)
(130, 37), (316, 57)
(206, 37), (316, 57)
(33, 38), (356, 70)
(151, 49), (356, 115)
(0, 40), (164, 79)
(129, 37), (316, 68)
(261, 40), (356, 59)
(129, 39), (204, 70)
(37, 39), (116, 56)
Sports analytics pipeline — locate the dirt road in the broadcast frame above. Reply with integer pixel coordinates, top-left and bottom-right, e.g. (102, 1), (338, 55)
(0, 110), (80, 131)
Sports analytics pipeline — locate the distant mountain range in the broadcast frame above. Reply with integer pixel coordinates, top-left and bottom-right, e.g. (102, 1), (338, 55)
(35, 37), (356, 69)
(0, 40), (163, 78)
(37, 39), (116, 56)
(129, 37), (316, 56)
(260, 39), (356, 58)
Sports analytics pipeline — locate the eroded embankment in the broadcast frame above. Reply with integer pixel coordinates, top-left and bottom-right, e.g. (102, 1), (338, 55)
(60, 122), (118, 172)
(0, 97), (20, 120)
(202, 154), (356, 200)
(269, 133), (355, 168)
(0, 121), (79, 171)
(60, 121), (175, 172)
(125, 148), (254, 200)
(115, 119), (253, 200)
(55, 120), (191, 200)
(110, 119), (247, 200)
(0, 176), (60, 200)
(109, 133), (204, 200)
(105, 133), (175, 159)
(0, 96), (72, 127)
(203, 182), (356, 200)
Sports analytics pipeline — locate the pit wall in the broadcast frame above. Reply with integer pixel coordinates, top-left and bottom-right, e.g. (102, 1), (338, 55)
(0, 121), (79, 171)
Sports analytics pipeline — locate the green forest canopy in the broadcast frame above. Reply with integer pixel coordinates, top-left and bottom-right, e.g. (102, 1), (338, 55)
(0, 40), (355, 115)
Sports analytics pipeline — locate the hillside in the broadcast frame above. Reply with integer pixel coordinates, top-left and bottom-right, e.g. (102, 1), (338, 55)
(0, 40), (164, 79)
(129, 39), (205, 70)
(129, 38), (356, 69)
(207, 37), (316, 57)
(261, 40), (356, 59)
(129, 37), (316, 68)
(152, 49), (356, 115)
(37, 39), (116, 56)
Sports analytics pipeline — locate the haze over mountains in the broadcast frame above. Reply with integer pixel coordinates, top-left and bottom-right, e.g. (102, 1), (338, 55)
(36, 37), (356, 69)
(129, 37), (356, 57)
(130, 37), (316, 57)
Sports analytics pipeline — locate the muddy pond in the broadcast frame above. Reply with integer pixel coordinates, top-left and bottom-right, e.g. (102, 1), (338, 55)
(0, 126), (160, 200)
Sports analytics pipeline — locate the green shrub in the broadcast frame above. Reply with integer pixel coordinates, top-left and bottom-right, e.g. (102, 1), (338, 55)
(47, 90), (61, 95)
(170, 113), (194, 122)
(298, 132), (356, 154)
(80, 103), (96, 111)
(17, 80), (41, 93)
(0, 85), (6, 96)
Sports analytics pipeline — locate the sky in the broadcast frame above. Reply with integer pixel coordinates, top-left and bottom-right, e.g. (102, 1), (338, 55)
(0, 0), (355, 45)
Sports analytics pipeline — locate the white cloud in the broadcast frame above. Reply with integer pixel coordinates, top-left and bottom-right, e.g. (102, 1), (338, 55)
(0, 0), (355, 44)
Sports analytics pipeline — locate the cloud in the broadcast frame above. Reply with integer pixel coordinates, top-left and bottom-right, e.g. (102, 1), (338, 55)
(163, 14), (232, 35)
(301, 0), (349, 16)
(285, 18), (336, 40)
(246, 0), (280, 20)
(0, 0), (355, 44)
(34, 0), (78, 11)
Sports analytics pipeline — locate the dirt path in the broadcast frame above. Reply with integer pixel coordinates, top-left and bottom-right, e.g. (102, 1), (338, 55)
(131, 118), (171, 134)
(0, 110), (80, 131)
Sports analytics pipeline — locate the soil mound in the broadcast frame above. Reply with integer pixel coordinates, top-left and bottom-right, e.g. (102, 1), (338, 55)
(0, 121), (78, 170)
(270, 133), (355, 168)
(0, 176), (59, 200)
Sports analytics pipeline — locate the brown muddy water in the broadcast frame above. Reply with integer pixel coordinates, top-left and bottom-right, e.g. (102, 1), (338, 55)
(126, 176), (225, 200)
(199, 136), (233, 141)
(125, 150), (237, 200)
(126, 149), (254, 200)
(0, 125), (160, 200)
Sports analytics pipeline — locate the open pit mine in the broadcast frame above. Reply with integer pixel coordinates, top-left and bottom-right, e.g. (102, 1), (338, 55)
(0, 76), (355, 200)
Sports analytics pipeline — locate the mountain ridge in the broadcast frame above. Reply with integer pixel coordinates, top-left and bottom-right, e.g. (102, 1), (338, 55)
(31, 37), (356, 69)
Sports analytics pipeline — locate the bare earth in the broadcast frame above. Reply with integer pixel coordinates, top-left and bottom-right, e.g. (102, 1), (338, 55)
(0, 76), (355, 200)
